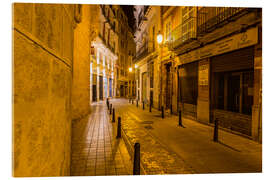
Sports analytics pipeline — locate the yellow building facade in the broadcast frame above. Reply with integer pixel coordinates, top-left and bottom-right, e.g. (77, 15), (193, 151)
(134, 6), (262, 142)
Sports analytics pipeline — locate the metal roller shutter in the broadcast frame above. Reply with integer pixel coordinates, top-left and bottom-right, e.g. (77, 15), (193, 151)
(211, 46), (254, 72)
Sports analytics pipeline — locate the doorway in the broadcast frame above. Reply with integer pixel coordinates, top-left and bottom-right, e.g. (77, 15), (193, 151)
(92, 85), (97, 102)
(142, 72), (147, 103)
(228, 74), (240, 113)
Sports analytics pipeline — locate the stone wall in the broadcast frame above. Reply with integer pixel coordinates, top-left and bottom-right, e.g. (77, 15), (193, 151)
(71, 5), (92, 120)
(13, 3), (75, 177)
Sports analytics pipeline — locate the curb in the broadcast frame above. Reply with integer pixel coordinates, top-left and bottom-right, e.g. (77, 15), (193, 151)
(107, 108), (147, 175)
(121, 127), (147, 175)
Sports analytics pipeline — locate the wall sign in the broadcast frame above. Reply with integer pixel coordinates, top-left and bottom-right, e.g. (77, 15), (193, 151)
(199, 64), (208, 86)
(178, 27), (258, 65)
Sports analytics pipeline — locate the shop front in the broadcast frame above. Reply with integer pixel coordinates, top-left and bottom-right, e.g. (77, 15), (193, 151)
(211, 46), (254, 136)
(176, 26), (260, 138)
(178, 61), (198, 120)
(109, 78), (112, 97)
(92, 74), (97, 102)
(99, 75), (103, 100)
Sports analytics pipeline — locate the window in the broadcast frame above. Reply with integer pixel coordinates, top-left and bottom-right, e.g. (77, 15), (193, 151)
(165, 21), (172, 41)
(97, 51), (100, 64)
(150, 62), (154, 88)
(152, 26), (155, 50)
(182, 7), (196, 42)
(179, 62), (198, 105)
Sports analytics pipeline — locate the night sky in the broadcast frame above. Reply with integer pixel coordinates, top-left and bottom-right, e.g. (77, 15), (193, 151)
(120, 5), (136, 32)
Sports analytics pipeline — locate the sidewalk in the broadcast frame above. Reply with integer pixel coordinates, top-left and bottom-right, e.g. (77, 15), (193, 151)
(111, 98), (262, 174)
(70, 101), (133, 176)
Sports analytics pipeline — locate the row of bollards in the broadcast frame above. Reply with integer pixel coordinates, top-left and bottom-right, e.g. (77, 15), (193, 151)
(109, 101), (140, 175)
(110, 106), (121, 138)
(110, 99), (219, 175)
(110, 100), (141, 175)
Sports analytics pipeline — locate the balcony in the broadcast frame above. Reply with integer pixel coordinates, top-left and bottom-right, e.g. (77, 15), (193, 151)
(100, 5), (117, 34)
(135, 41), (149, 61)
(168, 17), (197, 50)
(98, 33), (116, 54)
(197, 7), (246, 36)
(138, 10), (148, 27)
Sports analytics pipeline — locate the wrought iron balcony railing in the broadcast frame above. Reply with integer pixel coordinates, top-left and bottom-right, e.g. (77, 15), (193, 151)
(98, 33), (116, 54)
(168, 7), (248, 50)
(100, 5), (117, 34)
(197, 7), (246, 36)
(135, 41), (149, 61)
(168, 17), (197, 50)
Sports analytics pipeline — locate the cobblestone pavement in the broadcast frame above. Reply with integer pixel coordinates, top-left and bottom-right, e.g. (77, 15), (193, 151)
(70, 101), (133, 176)
(112, 99), (195, 175)
(111, 98), (262, 174)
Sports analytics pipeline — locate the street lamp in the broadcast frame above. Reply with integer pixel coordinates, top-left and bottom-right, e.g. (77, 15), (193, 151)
(129, 67), (133, 72)
(157, 31), (163, 44)
(135, 64), (138, 69)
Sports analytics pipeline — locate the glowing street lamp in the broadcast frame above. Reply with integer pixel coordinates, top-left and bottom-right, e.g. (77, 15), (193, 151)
(135, 64), (138, 69)
(157, 31), (163, 44)
(129, 67), (133, 72)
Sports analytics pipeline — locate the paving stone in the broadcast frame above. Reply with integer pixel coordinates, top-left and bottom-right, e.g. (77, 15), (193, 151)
(70, 101), (132, 176)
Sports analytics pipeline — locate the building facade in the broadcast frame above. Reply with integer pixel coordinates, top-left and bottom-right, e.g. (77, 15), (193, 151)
(116, 7), (136, 98)
(13, 3), (97, 176)
(89, 5), (135, 102)
(90, 5), (118, 103)
(134, 6), (262, 142)
(134, 6), (161, 108)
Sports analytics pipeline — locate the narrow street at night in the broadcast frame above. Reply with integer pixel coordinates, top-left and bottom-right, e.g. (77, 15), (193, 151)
(72, 98), (261, 175)
(12, 2), (263, 178)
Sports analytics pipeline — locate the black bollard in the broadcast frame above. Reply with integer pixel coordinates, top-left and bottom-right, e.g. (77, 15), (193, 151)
(143, 101), (145, 110)
(161, 106), (164, 118)
(133, 142), (140, 175)
(171, 104), (173, 114)
(132, 99), (133, 104)
(136, 100), (138, 107)
(213, 118), (219, 142)
(117, 117), (121, 138)
(112, 108), (115, 123)
(178, 110), (182, 127)
(110, 104), (112, 115)
(107, 99), (109, 109)
(149, 103), (152, 112)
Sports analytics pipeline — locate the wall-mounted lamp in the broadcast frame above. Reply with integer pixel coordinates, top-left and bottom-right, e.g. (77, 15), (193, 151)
(157, 31), (163, 44)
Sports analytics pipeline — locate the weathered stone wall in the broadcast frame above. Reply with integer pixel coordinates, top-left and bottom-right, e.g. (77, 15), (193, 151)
(71, 5), (91, 120)
(13, 3), (75, 177)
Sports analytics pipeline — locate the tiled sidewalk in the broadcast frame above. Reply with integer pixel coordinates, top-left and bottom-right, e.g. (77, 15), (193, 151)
(70, 101), (133, 176)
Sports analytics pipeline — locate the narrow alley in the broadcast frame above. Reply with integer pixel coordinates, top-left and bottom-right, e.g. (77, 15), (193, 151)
(12, 3), (263, 177)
